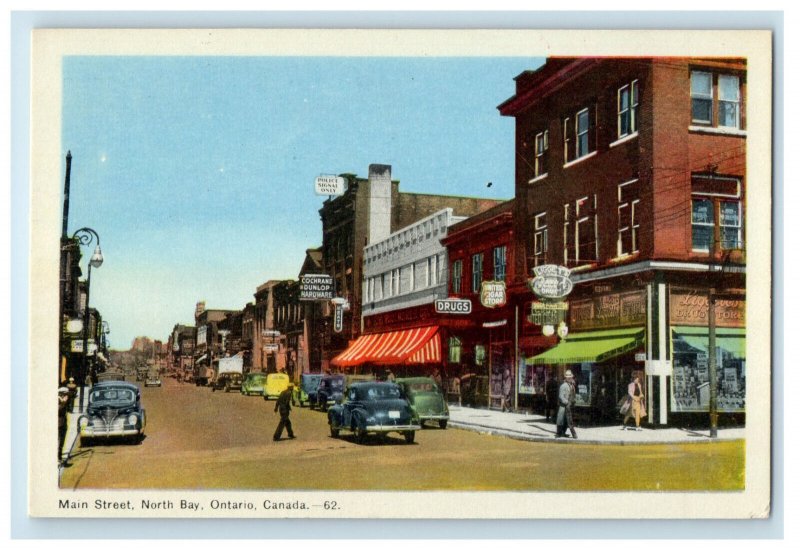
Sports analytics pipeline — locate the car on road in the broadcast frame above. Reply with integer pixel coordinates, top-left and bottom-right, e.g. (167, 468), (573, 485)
(298, 373), (323, 408)
(396, 376), (449, 429)
(144, 375), (162, 387)
(314, 374), (346, 411)
(240, 372), (268, 396)
(78, 381), (146, 444)
(211, 372), (243, 393)
(328, 382), (420, 444)
(263, 372), (290, 400)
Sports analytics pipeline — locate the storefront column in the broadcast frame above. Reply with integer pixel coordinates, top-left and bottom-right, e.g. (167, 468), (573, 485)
(645, 281), (671, 425)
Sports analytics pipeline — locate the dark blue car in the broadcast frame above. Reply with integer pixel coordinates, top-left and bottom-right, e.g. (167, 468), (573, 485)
(328, 382), (420, 444)
(299, 373), (323, 408)
(315, 374), (345, 411)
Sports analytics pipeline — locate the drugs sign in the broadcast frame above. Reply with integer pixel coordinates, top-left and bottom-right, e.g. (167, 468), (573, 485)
(435, 298), (472, 315)
(300, 274), (334, 300)
(529, 264), (573, 299)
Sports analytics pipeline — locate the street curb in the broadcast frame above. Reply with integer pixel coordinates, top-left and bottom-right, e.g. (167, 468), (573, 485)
(447, 420), (746, 446)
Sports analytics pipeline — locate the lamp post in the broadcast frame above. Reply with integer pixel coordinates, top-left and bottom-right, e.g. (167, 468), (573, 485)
(74, 227), (103, 412)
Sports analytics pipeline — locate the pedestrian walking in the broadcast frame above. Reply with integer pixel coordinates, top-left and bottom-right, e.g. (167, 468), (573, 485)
(66, 377), (78, 411)
(545, 376), (559, 421)
(555, 370), (577, 439)
(273, 383), (296, 441)
(501, 367), (513, 412)
(58, 387), (70, 464)
(621, 373), (647, 431)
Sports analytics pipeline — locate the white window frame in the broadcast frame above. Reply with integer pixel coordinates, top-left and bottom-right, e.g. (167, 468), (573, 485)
(719, 200), (743, 250)
(617, 80), (639, 138)
(691, 198), (715, 253)
(533, 212), (548, 267)
(534, 130), (548, 178)
(576, 108), (590, 159)
(617, 181), (640, 257)
(691, 70), (713, 124)
(718, 74), (741, 129)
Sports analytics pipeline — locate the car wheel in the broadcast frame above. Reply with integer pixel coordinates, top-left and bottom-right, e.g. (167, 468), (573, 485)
(439, 420), (448, 429)
(404, 431), (415, 444)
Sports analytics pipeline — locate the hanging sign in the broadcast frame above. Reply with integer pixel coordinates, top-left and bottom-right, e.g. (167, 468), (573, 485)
(314, 175), (346, 196)
(300, 274), (334, 300)
(331, 297), (348, 333)
(480, 281), (507, 308)
(529, 264), (573, 299)
(435, 298), (472, 315)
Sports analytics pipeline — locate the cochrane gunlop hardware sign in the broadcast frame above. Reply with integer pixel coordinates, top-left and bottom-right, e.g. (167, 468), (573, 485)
(314, 175), (346, 196)
(300, 274), (334, 300)
(529, 264), (573, 299)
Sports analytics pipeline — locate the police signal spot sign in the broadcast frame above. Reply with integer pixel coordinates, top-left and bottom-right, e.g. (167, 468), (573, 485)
(435, 298), (472, 315)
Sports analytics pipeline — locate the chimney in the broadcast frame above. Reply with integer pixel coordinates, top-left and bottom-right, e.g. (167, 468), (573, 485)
(195, 301), (206, 320)
(367, 164), (392, 244)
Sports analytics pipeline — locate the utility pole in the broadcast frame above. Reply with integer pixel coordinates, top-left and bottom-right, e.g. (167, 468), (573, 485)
(708, 288), (718, 438)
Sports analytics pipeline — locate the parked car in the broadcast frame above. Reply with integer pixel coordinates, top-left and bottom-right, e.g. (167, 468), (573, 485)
(263, 372), (290, 400)
(241, 372), (268, 396)
(314, 374), (346, 411)
(328, 382), (420, 444)
(144, 375), (162, 387)
(78, 381), (146, 444)
(345, 373), (375, 388)
(299, 373), (323, 408)
(396, 376), (450, 429)
(211, 372), (243, 393)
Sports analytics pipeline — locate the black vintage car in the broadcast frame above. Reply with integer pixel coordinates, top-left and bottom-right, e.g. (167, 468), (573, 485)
(211, 372), (243, 393)
(328, 382), (420, 444)
(78, 381), (146, 444)
(314, 374), (345, 411)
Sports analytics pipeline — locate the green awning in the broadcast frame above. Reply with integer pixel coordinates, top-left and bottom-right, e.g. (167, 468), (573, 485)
(672, 326), (746, 359)
(526, 327), (645, 365)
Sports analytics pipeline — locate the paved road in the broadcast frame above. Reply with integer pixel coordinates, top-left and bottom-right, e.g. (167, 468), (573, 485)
(60, 378), (744, 491)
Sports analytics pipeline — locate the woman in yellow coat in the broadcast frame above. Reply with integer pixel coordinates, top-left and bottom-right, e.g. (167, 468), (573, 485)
(621, 373), (646, 431)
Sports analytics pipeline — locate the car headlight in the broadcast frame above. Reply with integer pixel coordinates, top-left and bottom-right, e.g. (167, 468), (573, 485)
(78, 416), (89, 428)
(127, 414), (139, 425)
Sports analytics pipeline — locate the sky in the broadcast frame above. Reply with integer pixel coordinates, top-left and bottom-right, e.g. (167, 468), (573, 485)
(62, 55), (544, 348)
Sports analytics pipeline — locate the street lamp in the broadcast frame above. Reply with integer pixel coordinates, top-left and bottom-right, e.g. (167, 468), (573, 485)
(73, 227), (103, 412)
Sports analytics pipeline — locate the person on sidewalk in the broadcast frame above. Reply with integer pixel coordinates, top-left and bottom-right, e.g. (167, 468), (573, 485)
(621, 373), (646, 431)
(555, 370), (577, 439)
(501, 367), (513, 412)
(58, 387), (70, 464)
(66, 377), (78, 411)
(545, 376), (559, 421)
(273, 383), (296, 441)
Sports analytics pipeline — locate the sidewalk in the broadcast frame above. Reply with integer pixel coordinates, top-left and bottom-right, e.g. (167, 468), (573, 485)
(447, 405), (745, 445)
(59, 393), (88, 468)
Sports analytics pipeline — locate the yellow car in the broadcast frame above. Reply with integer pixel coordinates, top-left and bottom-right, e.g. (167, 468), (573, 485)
(263, 372), (290, 400)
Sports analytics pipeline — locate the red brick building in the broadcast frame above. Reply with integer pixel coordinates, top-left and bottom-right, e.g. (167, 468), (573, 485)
(499, 57), (746, 425)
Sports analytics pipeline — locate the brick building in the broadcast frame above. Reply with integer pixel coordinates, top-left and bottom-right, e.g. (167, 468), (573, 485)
(317, 164), (504, 369)
(498, 57), (746, 425)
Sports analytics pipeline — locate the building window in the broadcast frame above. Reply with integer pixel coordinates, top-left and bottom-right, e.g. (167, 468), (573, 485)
(380, 273), (387, 300)
(394, 268), (401, 295)
(409, 262), (416, 292)
(691, 174), (743, 254)
(534, 130), (548, 178)
(617, 181), (640, 256)
(618, 80), (639, 138)
(493, 246), (507, 281)
(564, 196), (597, 266)
(533, 212), (548, 268)
(451, 260), (462, 294)
(471, 253), (483, 294)
(564, 106), (595, 163)
(691, 70), (743, 129)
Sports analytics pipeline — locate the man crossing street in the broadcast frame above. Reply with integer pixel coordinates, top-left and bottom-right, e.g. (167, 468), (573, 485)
(273, 383), (296, 441)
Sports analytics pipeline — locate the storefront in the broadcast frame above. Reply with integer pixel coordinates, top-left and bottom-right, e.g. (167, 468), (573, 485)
(669, 287), (746, 414)
(330, 324), (443, 376)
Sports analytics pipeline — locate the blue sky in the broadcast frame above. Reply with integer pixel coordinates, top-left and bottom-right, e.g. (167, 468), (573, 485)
(62, 56), (543, 348)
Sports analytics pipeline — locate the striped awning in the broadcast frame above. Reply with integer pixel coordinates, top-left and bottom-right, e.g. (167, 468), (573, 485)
(331, 326), (441, 368)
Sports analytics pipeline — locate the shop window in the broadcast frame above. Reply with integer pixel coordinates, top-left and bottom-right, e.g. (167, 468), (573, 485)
(617, 180), (640, 256)
(563, 105), (596, 164)
(564, 196), (597, 266)
(691, 70), (743, 129)
(448, 336), (462, 364)
(533, 212), (548, 268)
(451, 259), (463, 294)
(471, 253), (483, 294)
(691, 174), (743, 254)
(493, 246), (507, 281)
(617, 80), (639, 138)
(534, 130), (549, 178)
(474, 345), (486, 366)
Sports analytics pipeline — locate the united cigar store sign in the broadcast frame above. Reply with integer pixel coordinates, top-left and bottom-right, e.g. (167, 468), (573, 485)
(570, 290), (647, 331)
(669, 289), (745, 327)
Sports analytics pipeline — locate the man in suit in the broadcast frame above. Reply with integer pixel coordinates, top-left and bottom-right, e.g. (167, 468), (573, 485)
(273, 383), (296, 441)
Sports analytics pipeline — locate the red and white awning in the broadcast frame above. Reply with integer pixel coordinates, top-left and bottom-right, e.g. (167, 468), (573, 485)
(331, 326), (441, 368)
